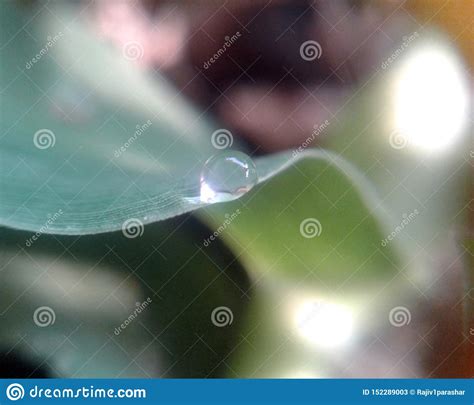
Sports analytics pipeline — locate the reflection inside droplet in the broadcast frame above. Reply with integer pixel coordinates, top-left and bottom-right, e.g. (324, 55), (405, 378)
(200, 151), (258, 203)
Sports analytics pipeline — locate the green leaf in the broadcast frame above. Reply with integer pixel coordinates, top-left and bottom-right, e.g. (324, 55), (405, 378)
(323, 32), (471, 279)
(1, 2), (470, 379)
(196, 35), (471, 377)
(0, 218), (250, 377)
(198, 153), (406, 377)
(1, 2), (405, 378)
(0, 1), (225, 234)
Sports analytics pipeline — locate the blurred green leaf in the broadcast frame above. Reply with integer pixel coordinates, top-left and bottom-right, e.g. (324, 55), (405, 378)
(199, 153), (406, 377)
(0, 218), (250, 377)
(198, 36), (471, 376)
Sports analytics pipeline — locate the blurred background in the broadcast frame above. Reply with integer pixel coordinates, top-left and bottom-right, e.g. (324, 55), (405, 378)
(0, 0), (472, 378)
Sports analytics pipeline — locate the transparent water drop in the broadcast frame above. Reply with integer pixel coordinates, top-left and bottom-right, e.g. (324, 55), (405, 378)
(200, 151), (258, 203)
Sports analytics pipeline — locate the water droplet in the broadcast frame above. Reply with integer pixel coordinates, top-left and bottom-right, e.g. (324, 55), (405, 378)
(200, 152), (257, 203)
